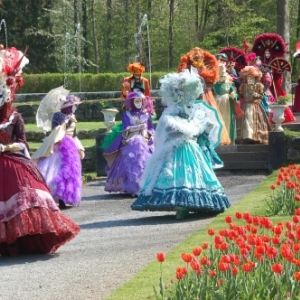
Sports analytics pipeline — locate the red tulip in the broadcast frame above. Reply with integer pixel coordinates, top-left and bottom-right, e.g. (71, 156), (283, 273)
(294, 272), (300, 281)
(181, 253), (193, 263)
(272, 263), (283, 274)
(192, 247), (202, 256)
(156, 252), (166, 262)
(225, 216), (233, 223)
(208, 228), (215, 236)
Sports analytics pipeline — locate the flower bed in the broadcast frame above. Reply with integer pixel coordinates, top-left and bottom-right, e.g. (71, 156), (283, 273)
(155, 211), (300, 299)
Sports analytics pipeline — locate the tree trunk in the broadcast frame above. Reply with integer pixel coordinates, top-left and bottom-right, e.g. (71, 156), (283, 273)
(123, 0), (129, 66)
(168, 0), (174, 68)
(106, 0), (112, 70)
(82, 0), (88, 72)
(277, 0), (290, 93)
(91, 0), (99, 73)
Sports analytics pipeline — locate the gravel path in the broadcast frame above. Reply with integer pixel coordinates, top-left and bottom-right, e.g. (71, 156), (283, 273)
(0, 170), (267, 300)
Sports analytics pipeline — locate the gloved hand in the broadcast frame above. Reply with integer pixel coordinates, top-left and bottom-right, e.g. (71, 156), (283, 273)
(0, 142), (25, 152)
(79, 149), (85, 159)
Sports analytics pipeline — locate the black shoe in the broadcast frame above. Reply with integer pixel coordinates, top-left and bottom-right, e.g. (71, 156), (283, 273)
(59, 200), (67, 209)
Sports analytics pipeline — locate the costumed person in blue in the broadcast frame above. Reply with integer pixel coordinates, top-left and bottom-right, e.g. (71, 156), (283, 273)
(0, 47), (80, 256)
(103, 91), (155, 196)
(131, 71), (230, 219)
(32, 92), (85, 208)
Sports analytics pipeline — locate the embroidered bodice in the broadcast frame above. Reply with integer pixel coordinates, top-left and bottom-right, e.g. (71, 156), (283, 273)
(0, 112), (26, 145)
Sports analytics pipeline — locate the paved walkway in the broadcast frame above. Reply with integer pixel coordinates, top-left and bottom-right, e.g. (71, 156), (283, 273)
(0, 170), (267, 300)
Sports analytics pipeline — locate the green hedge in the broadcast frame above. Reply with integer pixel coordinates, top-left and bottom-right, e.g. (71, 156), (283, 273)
(19, 72), (166, 93)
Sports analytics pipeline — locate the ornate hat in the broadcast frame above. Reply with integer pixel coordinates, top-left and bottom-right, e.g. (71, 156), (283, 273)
(219, 46), (247, 72)
(293, 41), (300, 58)
(215, 53), (228, 61)
(159, 70), (204, 107)
(252, 33), (287, 61)
(127, 62), (145, 74)
(0, 47), (29, 104)
(61, 94), (82, 109)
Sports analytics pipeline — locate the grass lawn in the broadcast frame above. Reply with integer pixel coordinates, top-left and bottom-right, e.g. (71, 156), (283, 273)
(25, 121), (110, 132)
(104, 169), (294, 300)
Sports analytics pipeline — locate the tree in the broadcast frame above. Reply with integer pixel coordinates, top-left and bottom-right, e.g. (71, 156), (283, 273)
(277, 0), (290, 93)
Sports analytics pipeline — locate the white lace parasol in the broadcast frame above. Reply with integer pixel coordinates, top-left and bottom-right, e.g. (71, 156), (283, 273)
(36, 86), (70, 132)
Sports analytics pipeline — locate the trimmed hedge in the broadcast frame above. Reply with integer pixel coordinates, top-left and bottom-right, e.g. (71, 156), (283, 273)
(19, 72), (166, 93)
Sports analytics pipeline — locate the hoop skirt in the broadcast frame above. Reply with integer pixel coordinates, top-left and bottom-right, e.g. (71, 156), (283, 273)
(131, 111), (230, 213)
(0, 152), (80, 255)
(0, 112), (80, 255)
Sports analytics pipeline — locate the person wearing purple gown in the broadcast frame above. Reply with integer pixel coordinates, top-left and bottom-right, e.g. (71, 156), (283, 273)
(32, 94), (85, 208)
(103, 91), (155, 196)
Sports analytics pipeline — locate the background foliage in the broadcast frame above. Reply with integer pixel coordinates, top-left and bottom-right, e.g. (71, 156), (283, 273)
(0, 0), (299, 81)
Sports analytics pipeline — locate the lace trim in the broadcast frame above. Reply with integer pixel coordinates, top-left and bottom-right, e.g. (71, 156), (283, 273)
(0, 188), (59, 222)
(0, 112), (15, 129)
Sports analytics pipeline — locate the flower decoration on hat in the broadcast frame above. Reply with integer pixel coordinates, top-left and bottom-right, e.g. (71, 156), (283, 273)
(61, 94), (82, 109)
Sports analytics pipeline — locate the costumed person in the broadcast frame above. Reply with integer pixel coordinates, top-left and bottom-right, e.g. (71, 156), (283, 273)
(259, 63), (275, 115)
(292, 41), (300, 112)
(218, 46), (248, 91)
(0, 47), (80, 256)
(212, 64), (239, 144)
(32, 91), (85, 208)
(237, 66), (272, 144)
(215, 53), (228, 66)
(178, 47), (231, 145)
(131, 71), (230, 219)
(103, 91), (155, 196)
(121, 62), (151, 100)
(252, 32), (295, 123)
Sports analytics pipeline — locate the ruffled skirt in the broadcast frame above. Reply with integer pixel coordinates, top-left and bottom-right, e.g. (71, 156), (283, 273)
(105, 135), (152, 195)
(37, 135), (82, 206)
(131, 140), (230, 212)
(0, 152), (80, 255)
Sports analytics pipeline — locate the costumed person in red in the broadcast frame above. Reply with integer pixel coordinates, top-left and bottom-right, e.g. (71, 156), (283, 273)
(0, 47), (80, 256)
(292, 41), (300, 112)
(252, 33), (295, 123)
(178, 47), (231, 145)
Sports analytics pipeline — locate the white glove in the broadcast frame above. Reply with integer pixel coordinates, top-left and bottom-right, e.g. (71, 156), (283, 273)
(291, 82), (299, 88)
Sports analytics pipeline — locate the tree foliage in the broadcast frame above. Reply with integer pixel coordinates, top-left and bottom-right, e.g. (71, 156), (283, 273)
(0, 0), (299, 79)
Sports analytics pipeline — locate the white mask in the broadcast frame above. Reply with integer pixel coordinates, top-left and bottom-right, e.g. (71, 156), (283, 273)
(133, 98), (143, 109)
(265, 50), (271, 59)
(72, 105), (77, 113)
(183, 104), (193, 116)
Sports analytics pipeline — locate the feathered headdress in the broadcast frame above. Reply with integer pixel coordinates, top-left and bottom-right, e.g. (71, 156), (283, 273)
(252, 33), (287, 61)
(218, 46), (248, 72)
(0, 46), (29, 104)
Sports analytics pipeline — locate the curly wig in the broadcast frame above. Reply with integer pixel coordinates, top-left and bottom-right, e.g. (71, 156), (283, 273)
(178, 47), (219, 84)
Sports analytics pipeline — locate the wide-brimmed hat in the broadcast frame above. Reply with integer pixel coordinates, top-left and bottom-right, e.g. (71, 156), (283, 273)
(127, 62), (145, 74)
(61, 94), (82, 109)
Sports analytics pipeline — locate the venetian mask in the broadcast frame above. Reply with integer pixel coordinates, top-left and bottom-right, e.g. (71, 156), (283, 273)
(133, 98), (143, 109)
(265, 49), (271, 59)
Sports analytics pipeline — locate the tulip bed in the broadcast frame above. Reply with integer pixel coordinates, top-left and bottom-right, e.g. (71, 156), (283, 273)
(154, 165), (300, 300)
(155, 212), (300, 299)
